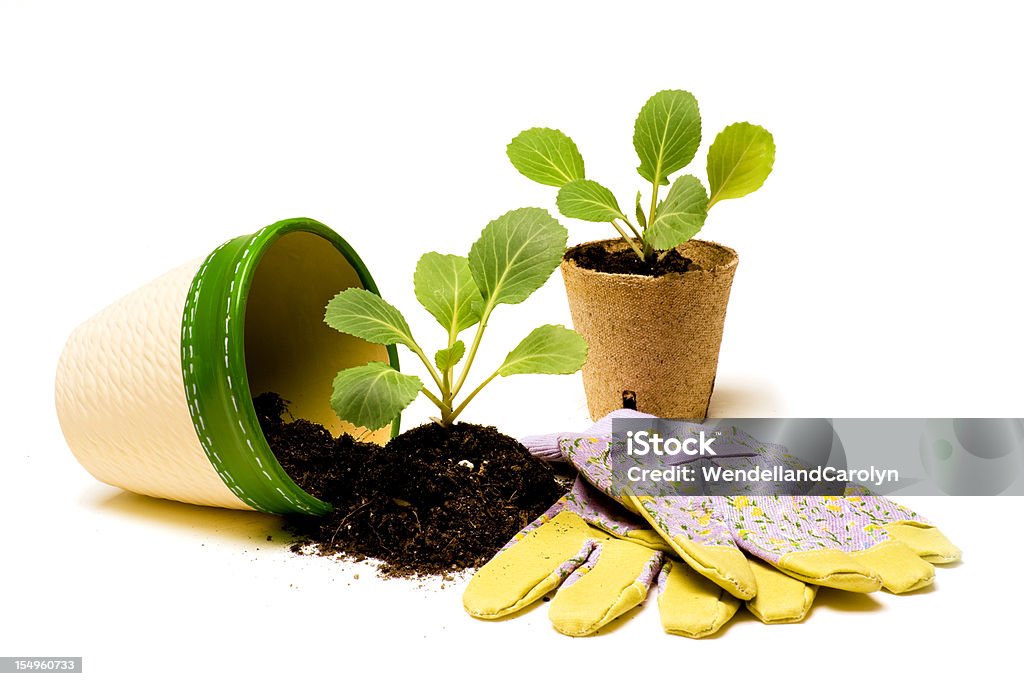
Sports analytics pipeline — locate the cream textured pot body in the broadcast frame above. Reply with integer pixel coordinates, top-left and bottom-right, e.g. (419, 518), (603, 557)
(55, 218), (397, 514)
(561, 239), (738, 421)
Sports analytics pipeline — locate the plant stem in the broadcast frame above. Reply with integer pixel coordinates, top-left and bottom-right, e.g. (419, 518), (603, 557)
(610, 219), (646, 261)
(408, 341), (446, 398)
(648, 180), (660, 228)
(420, 386), (450, 414)
(442, 329), (457, 399)
(643, 239), (655, 262)
(449, 303), (493, 399)
(445, 369), (500, 425)
(620, 215), (643, 241)
(645, 180), (661, 260)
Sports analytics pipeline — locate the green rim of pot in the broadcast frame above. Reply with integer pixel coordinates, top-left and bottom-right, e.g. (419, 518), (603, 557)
(179, 218), (400, 515)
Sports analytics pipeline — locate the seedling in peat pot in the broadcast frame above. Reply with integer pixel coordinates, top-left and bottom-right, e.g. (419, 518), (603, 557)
(507, 90), (776, 264)
(324, 208), (588, 430)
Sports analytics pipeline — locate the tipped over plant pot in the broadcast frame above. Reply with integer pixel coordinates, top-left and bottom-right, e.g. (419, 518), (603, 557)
(508, 89), (775, 419)
(55, 218), (398, 514)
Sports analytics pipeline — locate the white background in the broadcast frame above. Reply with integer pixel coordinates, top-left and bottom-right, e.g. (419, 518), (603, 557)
(2, 1), (1022, 683)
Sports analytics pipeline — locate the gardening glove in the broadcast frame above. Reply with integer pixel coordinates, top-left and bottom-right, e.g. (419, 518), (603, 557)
(523, 411), (961, 600)
(463, 476), (744, 638)
(524, 412), (815, 626)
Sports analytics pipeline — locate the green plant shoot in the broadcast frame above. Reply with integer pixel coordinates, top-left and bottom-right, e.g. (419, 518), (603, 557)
(507, 91), (775, 263)
(323, 208), (589, 431)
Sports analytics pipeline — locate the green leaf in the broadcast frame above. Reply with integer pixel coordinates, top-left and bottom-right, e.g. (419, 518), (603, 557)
(707, 122), (775, 208)
(633, 90), (702, 186)
(635, 190), (647, 229)
(556, 179), (624, 222)
(507, 128), (585, 187)
(645, 175), (709, 250)
(468, 207), (568, 308)
(330, 362), (422, 431)
(324, 288), (415, 348)
(498, 325), (588, 377)
(413, 253), (483, 337)
(434, 341), (465, 372)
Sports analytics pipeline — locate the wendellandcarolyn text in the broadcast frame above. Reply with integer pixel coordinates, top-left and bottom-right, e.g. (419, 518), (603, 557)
(625, 464), (901, 487)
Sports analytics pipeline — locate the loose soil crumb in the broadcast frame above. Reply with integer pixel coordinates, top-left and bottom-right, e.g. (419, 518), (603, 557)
(254, 393), (564, 577)
(565, 241), (697, 277)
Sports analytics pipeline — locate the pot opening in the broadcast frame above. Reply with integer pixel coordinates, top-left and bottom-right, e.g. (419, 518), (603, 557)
(564, 238), (738, 276)
(243, 231), (392, 445)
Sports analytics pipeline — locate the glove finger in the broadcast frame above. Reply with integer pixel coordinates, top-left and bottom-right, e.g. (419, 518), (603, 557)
(620, 527), (674, 552)
(758, 548), (881, 593)
(745, 557), (816, 624)
(548, 540), (664, 636)
(851, 539), (936, 593)
(627, 493), (757, 600)
(463, 510), (596, 619)
(658, 560), (741, 638)
(881, 522), (962, 564)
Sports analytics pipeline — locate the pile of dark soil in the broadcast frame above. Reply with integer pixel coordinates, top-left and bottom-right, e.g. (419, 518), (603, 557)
(565, 242), (697, 277)
(254, 393), (565, 577)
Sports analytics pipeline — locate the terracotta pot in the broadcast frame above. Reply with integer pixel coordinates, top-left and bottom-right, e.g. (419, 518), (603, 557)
(561, 238), (739, 420)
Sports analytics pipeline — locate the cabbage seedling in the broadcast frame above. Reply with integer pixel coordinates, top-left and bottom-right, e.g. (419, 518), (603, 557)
(324, 207), (588, 430)
(507, 90), (775, 262)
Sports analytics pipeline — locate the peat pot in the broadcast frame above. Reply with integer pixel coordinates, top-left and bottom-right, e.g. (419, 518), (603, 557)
(561, 238), (739, 420)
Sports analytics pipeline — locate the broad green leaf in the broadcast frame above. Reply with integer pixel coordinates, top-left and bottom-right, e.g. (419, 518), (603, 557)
(633, 90), (702, 186)
(645, 175), (709, 250)
(707, 122), (775, 208)
(507, 128), (585, 187)
(413, 253), (483, 336)
(468, 207), (568, 308)
(324, 288), (415, 347)
(434, 340), (465, 372)
(330, 362), (422, 431)
(498, 325), (588, 377)
(556, 179), (624, 222)
(635, 190), (647, 229)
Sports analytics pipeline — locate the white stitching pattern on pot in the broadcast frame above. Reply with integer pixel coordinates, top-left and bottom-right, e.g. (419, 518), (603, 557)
(181, 239), (261, 510)
(182, 233), (321, 514)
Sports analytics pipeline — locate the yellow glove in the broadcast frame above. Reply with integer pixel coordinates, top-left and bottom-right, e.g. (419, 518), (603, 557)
(465, 477), (750, 637)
